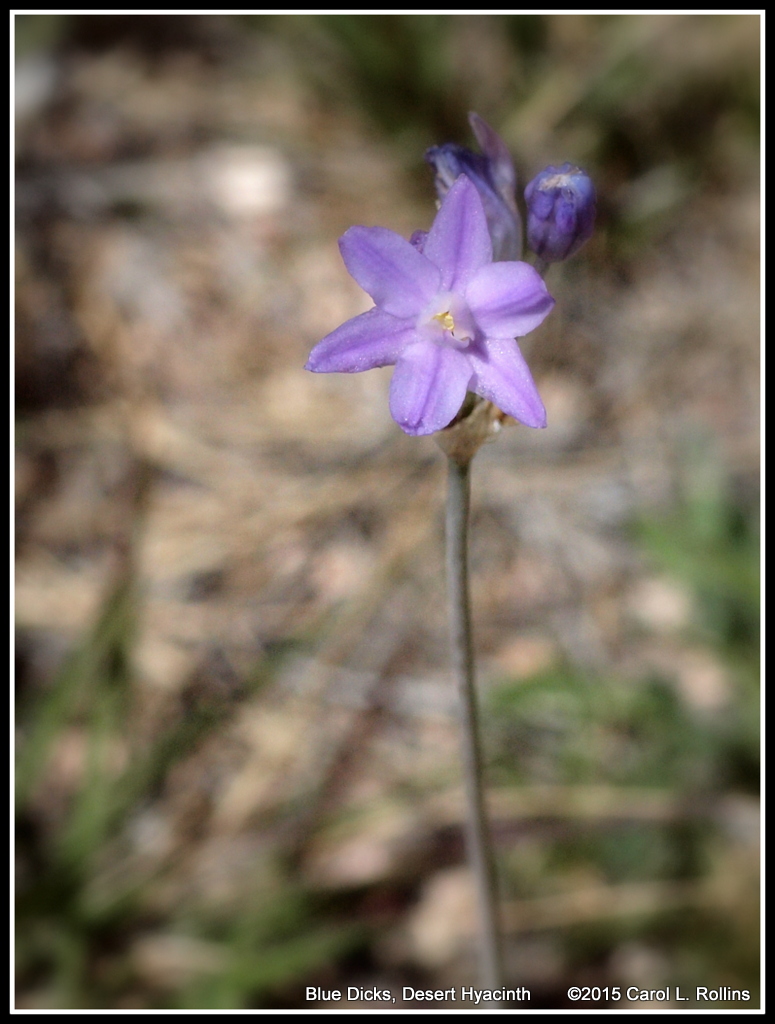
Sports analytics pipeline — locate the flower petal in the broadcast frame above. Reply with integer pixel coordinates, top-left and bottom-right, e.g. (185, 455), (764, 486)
(339, 226), (440, 318)
(468, 337), (547, 428)
(389, 341), (473, 436)
(422, 175), (492, 292)
(466, 261), (555, 338)
(305, 307), (416, 373)
(468, 112), (518, 212)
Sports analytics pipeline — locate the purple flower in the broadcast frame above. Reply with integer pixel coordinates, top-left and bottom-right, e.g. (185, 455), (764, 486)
(524, 163), (596, 263)
(305, 175), (554, 437)
(425, 112), (522, 262)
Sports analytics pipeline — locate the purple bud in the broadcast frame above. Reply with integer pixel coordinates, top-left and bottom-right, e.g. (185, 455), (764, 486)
(524, 163), (596, 263)
(425, 112), (522, 262)
(409, 229), (428, 253)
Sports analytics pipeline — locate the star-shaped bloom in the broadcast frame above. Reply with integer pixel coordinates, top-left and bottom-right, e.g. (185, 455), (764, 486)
(305, 174), (554, 437)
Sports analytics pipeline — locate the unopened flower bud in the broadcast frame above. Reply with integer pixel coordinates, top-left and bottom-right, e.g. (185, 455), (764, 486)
(524, 163), (596, 263)
(425, 112), (522, 262)
(410, 229), (428, 252)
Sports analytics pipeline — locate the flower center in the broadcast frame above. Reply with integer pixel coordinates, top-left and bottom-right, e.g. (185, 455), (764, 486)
(421, 292), (476, 349)
(433, 310), (455, 332)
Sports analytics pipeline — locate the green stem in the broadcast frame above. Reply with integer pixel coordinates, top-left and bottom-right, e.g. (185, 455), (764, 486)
(445, 454), (504, 995)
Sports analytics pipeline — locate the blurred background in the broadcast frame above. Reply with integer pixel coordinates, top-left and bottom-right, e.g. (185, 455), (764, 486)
(14, 14), (760, 1010)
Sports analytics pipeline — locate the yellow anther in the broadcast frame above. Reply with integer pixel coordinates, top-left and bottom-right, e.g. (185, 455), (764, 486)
(433, 311), (455, 331)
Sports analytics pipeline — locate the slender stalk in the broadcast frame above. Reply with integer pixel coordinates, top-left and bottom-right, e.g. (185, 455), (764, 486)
(533, 255), (550, 278)
(445, 454), (504, 995)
